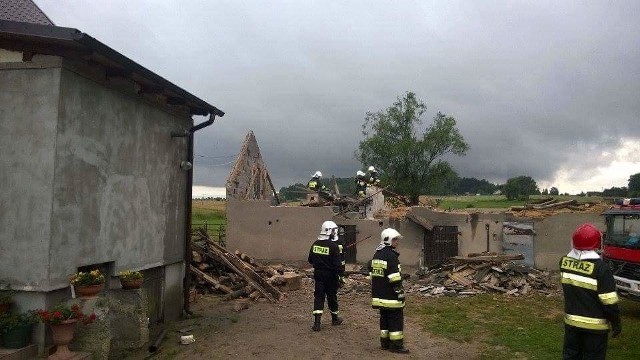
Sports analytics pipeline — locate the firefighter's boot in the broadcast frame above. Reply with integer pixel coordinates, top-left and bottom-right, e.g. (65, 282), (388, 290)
(389, 340), (410, 354)
(312, 315), (321, 331)
(380, 337), (390, 350)
(331, 313), (343, 326)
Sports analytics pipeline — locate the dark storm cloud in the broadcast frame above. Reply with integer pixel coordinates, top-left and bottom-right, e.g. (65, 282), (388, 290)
(37, 0), (640, 191)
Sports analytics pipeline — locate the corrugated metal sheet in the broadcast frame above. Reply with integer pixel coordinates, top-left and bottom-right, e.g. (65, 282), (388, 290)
(0, 0), (53, 25)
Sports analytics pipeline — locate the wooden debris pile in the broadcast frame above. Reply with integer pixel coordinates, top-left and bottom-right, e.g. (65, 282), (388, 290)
(190, 230), (301, 303)
(408, 253), (557, 297)
(510, 197), (606, 218)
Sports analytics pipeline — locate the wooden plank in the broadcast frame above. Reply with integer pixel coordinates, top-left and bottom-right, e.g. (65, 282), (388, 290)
(190, 266), (233, 294)
(448, 273), (472, 286)
(450, 254), (524, 262)
(192, 241), (277, 302)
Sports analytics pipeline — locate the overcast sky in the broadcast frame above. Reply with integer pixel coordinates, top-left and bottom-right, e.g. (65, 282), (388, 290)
(37, 0), (640, 194)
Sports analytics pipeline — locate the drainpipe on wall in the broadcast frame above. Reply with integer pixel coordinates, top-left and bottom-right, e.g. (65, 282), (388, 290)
(175, 113), (217, 316)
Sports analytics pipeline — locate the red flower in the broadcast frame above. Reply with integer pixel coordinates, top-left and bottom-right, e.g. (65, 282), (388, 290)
(53, 311), (62, 318)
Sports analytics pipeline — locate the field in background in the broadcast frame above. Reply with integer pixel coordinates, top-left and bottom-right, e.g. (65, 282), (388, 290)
(408, 294), (640, 359)
(192, 200), (227, 244)
(422, 194), (607, 210)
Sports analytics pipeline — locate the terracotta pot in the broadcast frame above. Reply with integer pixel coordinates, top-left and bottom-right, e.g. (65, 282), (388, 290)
(74, 283), (104, 299)
(49, 319), (76, 360)
(120, 278), (143, 290)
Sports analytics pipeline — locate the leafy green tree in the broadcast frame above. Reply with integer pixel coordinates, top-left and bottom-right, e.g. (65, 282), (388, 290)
(602, 186), (628, 197)
(541, 188), (549, 195)
(549, 187), (559, 196)
(503, 176), (539, 200)
(356, 92), (468, 203)
(278, 183), (308, 201)
(456, 177), (498, 195)
(629, 173), (640, 197)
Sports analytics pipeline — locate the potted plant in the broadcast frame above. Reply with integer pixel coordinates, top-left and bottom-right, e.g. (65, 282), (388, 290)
(70, 270), (105, 298)
(118, 270), (144, 290)
(37, 303), (96, 359)
(0, 310), (38, 348)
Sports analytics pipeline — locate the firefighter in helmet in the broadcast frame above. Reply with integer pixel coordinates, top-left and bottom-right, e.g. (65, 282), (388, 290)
(355, 170), (367, 198)
(560, 223), (621, 359)
(366, 166), (381, 186)
(307, 171), (324, 192)
(308, 220), (344, 331)
(369, 228), (409, 353)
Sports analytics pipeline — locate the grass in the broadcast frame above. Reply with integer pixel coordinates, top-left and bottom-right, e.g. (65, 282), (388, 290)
(408, 294), (640, 359)
(424, 194), (606, 210)
(192, 199), (226, 226)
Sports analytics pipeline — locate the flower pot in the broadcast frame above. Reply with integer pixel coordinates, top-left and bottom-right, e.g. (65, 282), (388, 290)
(1, 323), (33, 349)
(120, 278), (143, 290)
(49, 319), (76, 360)
(74, 283), (104, 299)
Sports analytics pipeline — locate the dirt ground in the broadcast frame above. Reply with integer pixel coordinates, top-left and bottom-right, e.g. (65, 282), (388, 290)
(128, 278), (478, 360)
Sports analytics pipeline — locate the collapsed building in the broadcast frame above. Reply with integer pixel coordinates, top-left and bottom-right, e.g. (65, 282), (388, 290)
(225, 132), (604, 272)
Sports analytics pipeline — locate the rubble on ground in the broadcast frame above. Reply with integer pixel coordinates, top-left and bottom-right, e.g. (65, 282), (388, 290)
(408, 253), (558, 297)
(510, 198), (609, 219)
(190, 230), (303, 304)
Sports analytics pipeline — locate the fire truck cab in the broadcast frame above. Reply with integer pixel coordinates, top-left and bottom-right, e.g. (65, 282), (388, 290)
(602, 198), (640, 300)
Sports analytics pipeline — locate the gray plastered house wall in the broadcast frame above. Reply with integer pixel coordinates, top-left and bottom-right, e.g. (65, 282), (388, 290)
(0, 53), (190, 318)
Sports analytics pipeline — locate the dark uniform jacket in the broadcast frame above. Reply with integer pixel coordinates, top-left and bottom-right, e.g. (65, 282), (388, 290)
(369, 246), (404, 309)
(308, 239), (343, 276)
(560, 255), (621, 333)
(355, 177), (367, 197)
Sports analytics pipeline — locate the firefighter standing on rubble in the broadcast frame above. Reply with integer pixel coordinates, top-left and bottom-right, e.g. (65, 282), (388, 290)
(355, 170), (367, 198)
(366, 166), (381, 186)
(369, 228), (409, 354)
(308, 220), (344, 331)
(560, 223), (621, 359)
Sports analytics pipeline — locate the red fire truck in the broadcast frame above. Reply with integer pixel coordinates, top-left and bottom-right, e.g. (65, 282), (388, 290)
(602, 198), (640, 299)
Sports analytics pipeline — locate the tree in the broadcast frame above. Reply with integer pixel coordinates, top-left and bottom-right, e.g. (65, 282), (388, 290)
(356, 92), (468, 203)
(541, 188), (549, 195)
(629, 173), (640, 197)
(456, 177), (498, 195)
(549, 187), (559, 196)
(503, 176), (539, 200)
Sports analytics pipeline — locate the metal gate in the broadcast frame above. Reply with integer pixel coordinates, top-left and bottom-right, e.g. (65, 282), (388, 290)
(339, 225), (358, 264)
(424, 226), (458, 266)
(502, 222), (535, 266)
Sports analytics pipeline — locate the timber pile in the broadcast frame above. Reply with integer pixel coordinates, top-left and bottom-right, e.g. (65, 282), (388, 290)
(190, 230), (298, 303)
(510, 198), (604, 214)
(409, 253), (557, 297)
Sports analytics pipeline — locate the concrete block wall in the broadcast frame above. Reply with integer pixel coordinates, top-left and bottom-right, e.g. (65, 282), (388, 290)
(227, 201), (606, 271)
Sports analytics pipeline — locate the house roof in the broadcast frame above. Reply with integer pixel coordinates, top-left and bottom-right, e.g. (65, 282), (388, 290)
(0, 20), (224, 117)
(0, 0), (53, 26)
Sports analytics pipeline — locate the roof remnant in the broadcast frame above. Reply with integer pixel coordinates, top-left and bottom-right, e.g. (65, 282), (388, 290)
(0, 0), (53, 26)
(226, 131), (277, 202)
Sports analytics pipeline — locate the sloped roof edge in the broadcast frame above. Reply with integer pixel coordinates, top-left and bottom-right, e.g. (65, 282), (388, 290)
(0, 20), (224, 117)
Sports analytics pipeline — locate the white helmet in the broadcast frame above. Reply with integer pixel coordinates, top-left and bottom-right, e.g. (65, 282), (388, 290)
(318, 220), (338, 240)
(356, 170), (365, 177)
(381, 228), (402, 244)
(368, 166), (376, 172)
(313, 171), (322, 178)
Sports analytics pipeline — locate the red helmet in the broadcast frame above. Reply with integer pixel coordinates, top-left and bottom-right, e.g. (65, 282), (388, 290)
(572, 223), (601, 250)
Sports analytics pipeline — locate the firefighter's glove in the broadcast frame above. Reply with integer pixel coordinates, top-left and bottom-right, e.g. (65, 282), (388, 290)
(396, 289), (405, 300)
(612, 322), (622, 338)
(338, 276), (345, 288)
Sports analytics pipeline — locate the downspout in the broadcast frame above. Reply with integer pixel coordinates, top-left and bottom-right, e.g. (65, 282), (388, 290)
(178, 113), (217, 315)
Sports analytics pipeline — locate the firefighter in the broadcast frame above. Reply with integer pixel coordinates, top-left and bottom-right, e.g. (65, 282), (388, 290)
(560, 223), (621, 359)
(355, 170), (367, 198)
(308, 220), (344, 331)
(366, 166), (381, 186)
(307, 171), (324, 192)
(369, 228), (409, 354)
(332, 225), (346, 273)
